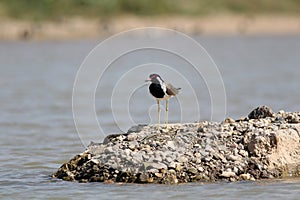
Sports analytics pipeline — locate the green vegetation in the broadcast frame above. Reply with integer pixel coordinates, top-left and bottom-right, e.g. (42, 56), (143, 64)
(1, 0), (300, 21)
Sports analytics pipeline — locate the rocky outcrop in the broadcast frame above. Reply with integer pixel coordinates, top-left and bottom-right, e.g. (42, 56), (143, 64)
(53, 106), (300, 183)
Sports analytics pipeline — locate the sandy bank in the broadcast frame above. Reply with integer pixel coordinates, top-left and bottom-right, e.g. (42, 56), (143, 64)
(1, 15), (300, 41)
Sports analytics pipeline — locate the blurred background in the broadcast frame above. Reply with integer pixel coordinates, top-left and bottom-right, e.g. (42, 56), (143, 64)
(1, 1), (300, 199)
(0, 0), (300, 39)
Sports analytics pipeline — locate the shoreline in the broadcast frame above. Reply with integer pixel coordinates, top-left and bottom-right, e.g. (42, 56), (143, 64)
(1, 14), (300, 41)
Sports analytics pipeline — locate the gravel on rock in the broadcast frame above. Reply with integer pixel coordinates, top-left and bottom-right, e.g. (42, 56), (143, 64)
(53, 106), (300, 184)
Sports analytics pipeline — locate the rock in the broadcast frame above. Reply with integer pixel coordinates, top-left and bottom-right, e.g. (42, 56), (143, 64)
(103, 133), (128, 144)
(153, 156), (163, 162)
(144, 162), (167, 170)
(188, 167), (198, 174)
(245, 131), (278, 157)
(154, 172), (163, 178)
(220, 171), (236, 178)
(286, 114), (300, 123)
(53, 107), (300, 184)
(248, 106), (274, 119)
(128, 141), (138, 150)
(127, 124), (147, 134)
(127, 133), (138, 141)
(194, 143), (200, 148)
(124, 148), (131, 156)
(196, 166), (203, 172)
(148, 168), (159, 173)
(139, 173), (153, 183)
(175, 164), (183, 171)
(166, 141), (176, 150)
(168, 161), (176, 169)
(227, 155), (241, 162)
(224, 118), (235, 123)
(239, 149), (248, 157)
(178, 156), (188, 163)
(240, 173), (251, 180)
(164, 156), (173, 163)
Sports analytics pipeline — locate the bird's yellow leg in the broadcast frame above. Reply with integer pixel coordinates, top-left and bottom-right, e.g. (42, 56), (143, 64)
(166, 99), (169, 129)
(157, 99), (160, 131)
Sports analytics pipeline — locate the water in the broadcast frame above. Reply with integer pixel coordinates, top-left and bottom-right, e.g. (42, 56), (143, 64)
(1, 36), (300, 199)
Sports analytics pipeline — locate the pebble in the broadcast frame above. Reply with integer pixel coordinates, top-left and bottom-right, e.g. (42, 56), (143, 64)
(224, 118), (235, 123)
(178, 156), (188, 163)
(154, 172), (163, 178)
(239, 149), (248, 157)
(128, 144), (136, 150)
(145, 162), (167, 170)
(148, 168), (159, 173)
(188, 167), (198, 174)
(166, 141), (176, 150)
(168, 161), (176, 169)
(233, 167), (239, 174)
(227, 155), (241, 162)
(197, 166), (204, 172)
(240, 173), (251, 180)
(220, 171), (236, 178)
(164, 156), (173, 163)
(153, 157), (163, 162)
(176, 164), (183, 171)
(194, 143), (200, 148)
(124, 149), (131, 156)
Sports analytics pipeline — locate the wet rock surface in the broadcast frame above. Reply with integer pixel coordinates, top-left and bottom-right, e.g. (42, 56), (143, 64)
(53, 106), (300, 184)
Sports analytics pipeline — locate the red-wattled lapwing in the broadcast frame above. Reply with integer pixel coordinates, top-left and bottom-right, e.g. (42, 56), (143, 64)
(145, 74), (181, 130)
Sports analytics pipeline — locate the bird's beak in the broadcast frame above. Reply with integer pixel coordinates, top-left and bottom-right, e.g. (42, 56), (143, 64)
(145, 78), (151, 82)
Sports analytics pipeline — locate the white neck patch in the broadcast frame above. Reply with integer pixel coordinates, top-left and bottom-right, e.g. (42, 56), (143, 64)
(156, 76), (167, 93)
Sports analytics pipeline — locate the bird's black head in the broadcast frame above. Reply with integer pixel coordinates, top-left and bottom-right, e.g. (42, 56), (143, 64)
(146, 74), (163, 84)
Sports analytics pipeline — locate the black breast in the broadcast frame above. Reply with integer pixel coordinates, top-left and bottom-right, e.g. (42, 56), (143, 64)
(149, 83), (165, 98)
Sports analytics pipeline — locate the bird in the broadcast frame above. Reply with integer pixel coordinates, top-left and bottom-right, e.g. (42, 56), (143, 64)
(145, 73), (181, 130)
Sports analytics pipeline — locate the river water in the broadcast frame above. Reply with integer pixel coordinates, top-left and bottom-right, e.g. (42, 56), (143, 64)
(0, 36), (300, 199)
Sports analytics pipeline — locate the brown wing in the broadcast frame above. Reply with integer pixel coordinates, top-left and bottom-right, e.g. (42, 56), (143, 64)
(166, 83), (181, 96)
